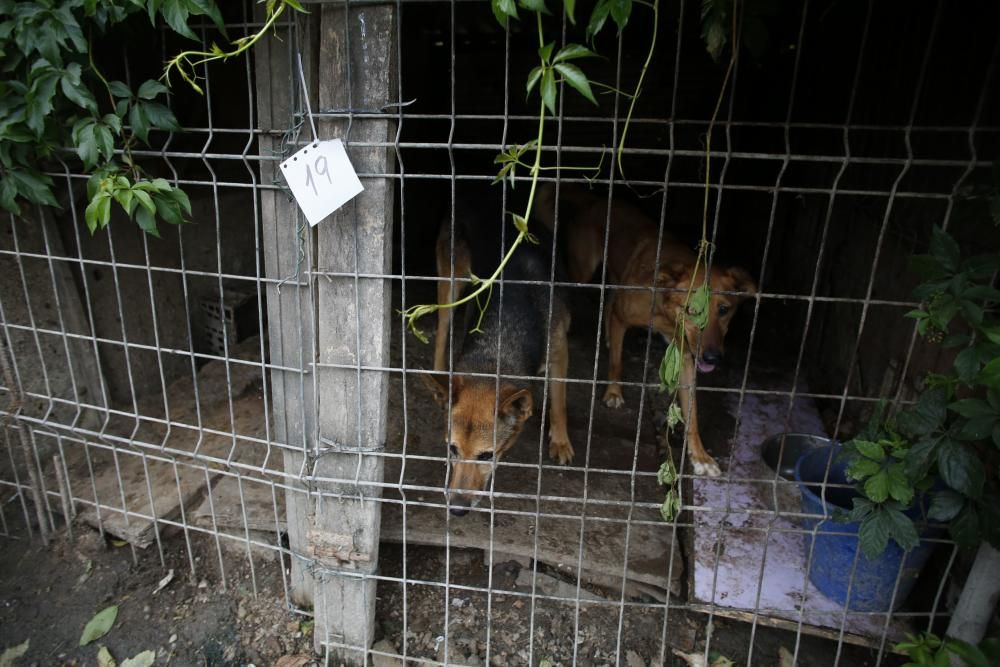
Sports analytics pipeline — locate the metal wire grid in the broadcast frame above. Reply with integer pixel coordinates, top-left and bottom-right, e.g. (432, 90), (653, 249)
(0, 0), (994, 665)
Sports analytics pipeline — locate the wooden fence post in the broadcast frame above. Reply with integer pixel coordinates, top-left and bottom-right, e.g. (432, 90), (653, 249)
(311, 3), (396, 660)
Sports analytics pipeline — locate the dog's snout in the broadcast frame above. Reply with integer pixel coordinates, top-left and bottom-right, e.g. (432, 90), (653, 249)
(448, 496), (471, 517)
(702, 348), (723, 365)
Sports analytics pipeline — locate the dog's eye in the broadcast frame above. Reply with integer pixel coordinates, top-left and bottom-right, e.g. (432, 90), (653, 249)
(476, 451), (494, 462)
(449, 444), (459, 458)
(718, 304), (731, 316)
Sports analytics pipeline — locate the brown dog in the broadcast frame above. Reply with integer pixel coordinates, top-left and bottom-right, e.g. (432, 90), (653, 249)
(535, 184), (756, 476)
(427, 189), (573, 515)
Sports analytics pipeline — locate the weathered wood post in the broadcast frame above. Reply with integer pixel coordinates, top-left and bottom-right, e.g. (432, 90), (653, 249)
(256, 2), (395, 661)
(311, 4), (396, 659)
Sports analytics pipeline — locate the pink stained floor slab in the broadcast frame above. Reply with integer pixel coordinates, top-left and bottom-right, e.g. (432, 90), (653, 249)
(691, 384), (914, 642)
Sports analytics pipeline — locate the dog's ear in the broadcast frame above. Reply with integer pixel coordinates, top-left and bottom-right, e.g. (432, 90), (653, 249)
(654, 261), (687, 290)
(725, 266), (758, 299)
(499, 388), (533, 425)
(420, 372), (463, 408)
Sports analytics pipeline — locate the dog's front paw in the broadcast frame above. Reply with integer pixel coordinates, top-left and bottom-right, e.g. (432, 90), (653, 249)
(602, 386), (625, 409)
(549, 437), (574, 465)
(691, 455), (722, 477)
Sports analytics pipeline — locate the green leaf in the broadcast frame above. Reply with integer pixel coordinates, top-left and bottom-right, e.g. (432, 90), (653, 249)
(905, 436), (941, 480)
(846, 496), (874, 523)
(564, 0), (576, 24)
(554, 43), (597, 63)
(945, 639), (991, 667)
(113, 187), (134, 215)
(525, 66), (543, 97)
(846, 457), (880, 481)
(942, 333), (970, 349)
(60, 63), (97, 111)
(963, 285), (1000, 302)
(853, 439), (885, 461)
(80, 605), (118, 645)
(929, 226), (961, 273)
(0, 639), (30, 666)
(950, 504), (980, 549)
(121, 651), (157, 667)
(554, 62), (597, 105)
(608, 0), (631, 32)
(135, 205), (160, 237)
(886, 463), (913, 505)
(979, 357), (1000, 388)
(94, 125), (115, 163)
(859, 510), (890, 559)
(586, 0), (611, 40)
(74, 122), (98, 169)
(954, 347), (980, 384)
(937, 440), (984, 498)
(518, 0), (548, 13)
(980, 324), (1000, 346)
(656, 457), (676, 486)
(897, 387), (948, 437)
(490, 0), (519, 26)
(659, 488), (680, 522)
(140, 102), (180, 132)
(538, 41), (554, 63)
(540, 68), (556, 116)
(884, 505), (920, 551)
(167, 185), (191, 214)
(129, 102), (150, 143)
(137, 79), (169, 100)
(133, 189), (155, 214)
(658, 341), (681, 393)
(864, 470), (890, 503)
(159, 0), (199, 40)
(928, 490), (965, 522)
(108, 80), (132, 98)
(959, 415), (996, 441)
(8, 169), (58, 208)
(949, 399), (995, 419)
(103, 113), (123, 135)
(963, 253), (1000, 278)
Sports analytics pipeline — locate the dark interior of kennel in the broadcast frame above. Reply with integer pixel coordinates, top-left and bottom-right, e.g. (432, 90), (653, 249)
(393, 0), (1000, 437)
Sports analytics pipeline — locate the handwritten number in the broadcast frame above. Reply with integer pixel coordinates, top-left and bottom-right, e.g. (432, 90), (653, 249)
(303, 155), (333, 197)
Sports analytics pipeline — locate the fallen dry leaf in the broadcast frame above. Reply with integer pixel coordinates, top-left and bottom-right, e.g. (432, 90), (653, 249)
(779, 646), (795, 667)
(274, 656), (313, 667)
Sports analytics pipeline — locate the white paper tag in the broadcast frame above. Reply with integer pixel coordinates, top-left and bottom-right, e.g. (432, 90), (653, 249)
(280, 139), (364, 226)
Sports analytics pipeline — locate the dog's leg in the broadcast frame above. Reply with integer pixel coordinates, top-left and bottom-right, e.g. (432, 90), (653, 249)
(547, 320), (574, 464)
(678, 355), (721, 477)
(602, 310), (626, 408)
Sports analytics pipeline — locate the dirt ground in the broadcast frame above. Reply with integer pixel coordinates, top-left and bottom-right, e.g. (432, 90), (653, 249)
(0, 516), (904, 667)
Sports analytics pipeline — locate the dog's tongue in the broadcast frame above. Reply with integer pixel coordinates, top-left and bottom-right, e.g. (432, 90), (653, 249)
(697, 360), (716, 373)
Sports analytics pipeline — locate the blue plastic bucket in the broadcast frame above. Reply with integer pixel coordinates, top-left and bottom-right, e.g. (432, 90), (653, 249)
(794, 445), (938, 612)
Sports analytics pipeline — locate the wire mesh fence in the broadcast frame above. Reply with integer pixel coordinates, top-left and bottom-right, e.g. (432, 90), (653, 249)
(0, 0), (998, 665)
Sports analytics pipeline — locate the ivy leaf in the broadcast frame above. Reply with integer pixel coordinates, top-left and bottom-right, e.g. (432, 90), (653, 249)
(564, 0), (576, 24)
(904, 436), (941, 482)
(554, 63), (597, 105)
(135, 205), (160, 237)
(60, 63), (97, 111)
(979, 358), (1000, 389)
(864, 470), (890, 503)
(538, 41), (554, 63)
(74, 121), (98, 169)
(128, 102), (150, 143)
(928, 489), (965, 522)
(896, 387), (948, 438)
(928, 226), (961, 273)
(525, 66), (543, 97)
(102, 113), (123, 135)
(108, 80), (132, 98)
(94, 124), (115, 163)
(608, 0), (631, 32)
(954, 348), (980, 384)
(958, 415), (996, 441)
(846, 456), (880, 481)
(3, 169), (58, 212)
(159, 0), (199, 40)
(586, 0), (611, 40)
(137, 79), (169, 100)
(554, 43), (597, 63)
(540, 67), (556, 116)
(658, 341), (681, 394)
(950, 504), (980, 549)
(490, 0), (519, 26)
(140, 102), (181, 132)
(853, 439), (885, 461)
(886, 463), (912, 505)
(84, 192), (111, 234)
(859, 510), (890, 560)
(884, 505), (920, 551)
(937, 440), (984, 498)
(518, 0), (548, 14)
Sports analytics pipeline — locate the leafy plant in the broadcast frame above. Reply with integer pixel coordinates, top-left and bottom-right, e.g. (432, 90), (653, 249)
(896, 632), (1000, 667)
(0, 0), (301, 237)
(840, 226), (1000, 558)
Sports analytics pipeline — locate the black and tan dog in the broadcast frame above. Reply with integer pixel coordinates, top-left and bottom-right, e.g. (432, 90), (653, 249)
(427, 188), (573, 515)
(535, 183), (756, 477)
